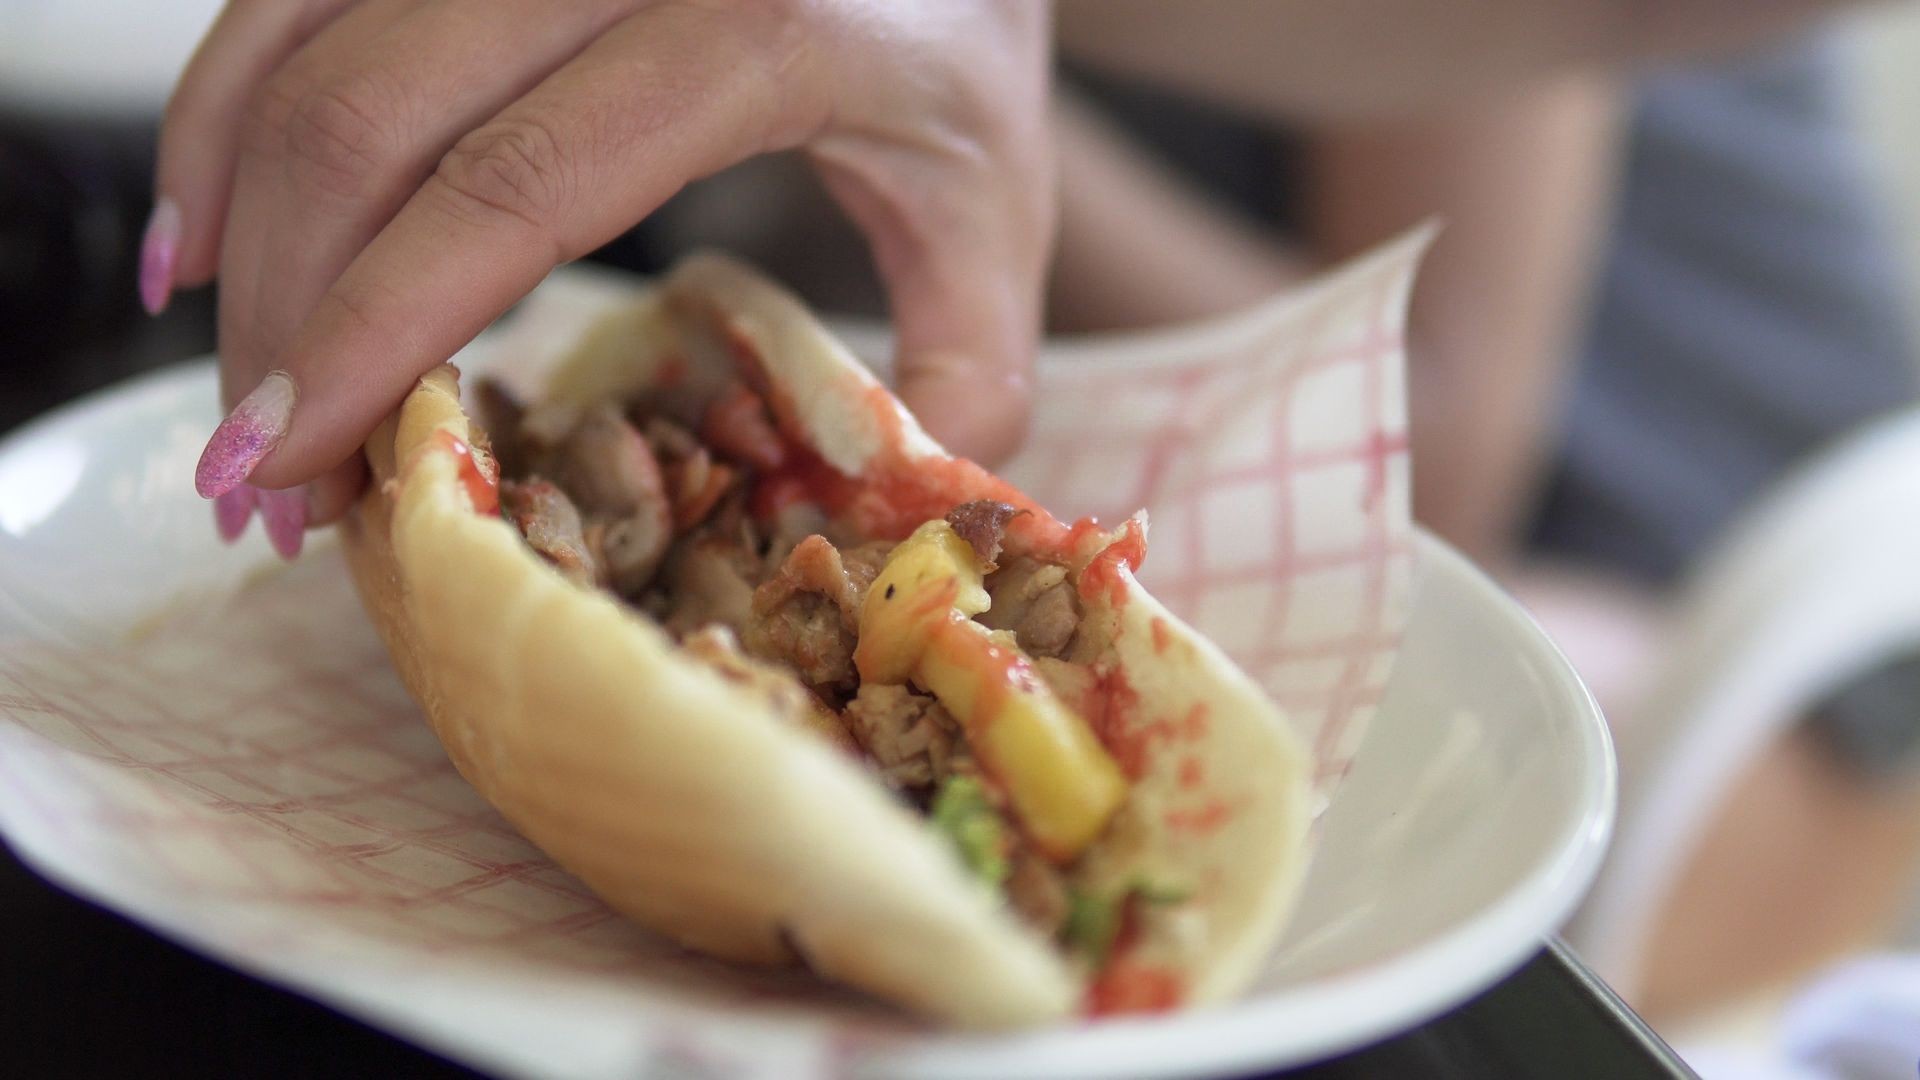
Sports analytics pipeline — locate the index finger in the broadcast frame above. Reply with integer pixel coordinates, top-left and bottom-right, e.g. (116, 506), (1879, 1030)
(213, 2), (828, 493)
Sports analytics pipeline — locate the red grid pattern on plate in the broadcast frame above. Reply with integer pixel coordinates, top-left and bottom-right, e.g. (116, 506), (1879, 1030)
(0, 566), (902, 1016)
(1010, 259), (1414, 793)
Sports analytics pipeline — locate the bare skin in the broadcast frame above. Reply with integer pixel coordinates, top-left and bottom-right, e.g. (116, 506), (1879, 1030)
(1056, 0), (1865, 120)
(1641, 729), (1920, 1023)
(1049, 75), (1625, 572)
(162, 0), (1055, 534)
(1517, 574), (1920, 1026)
(1047, 89), (1310, 333)
(1302, 76), (1625, 567)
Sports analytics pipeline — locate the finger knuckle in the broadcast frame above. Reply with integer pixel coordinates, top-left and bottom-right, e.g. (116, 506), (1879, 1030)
(909, 82), (1052, 255)
(434, 118), (571, 235)
(240, 70), (307, 161)
(321, 277), (386, 343)
(671, 0), (819, 122)
(281, 80), (394, 198)
(948, 73), (1038, 164)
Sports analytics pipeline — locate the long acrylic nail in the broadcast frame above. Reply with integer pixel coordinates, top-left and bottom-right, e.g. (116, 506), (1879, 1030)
(195, 371), (296, 499)
(258, 487), (307, 560)
(213, 484), (258, 543)
(139, 197), (181, 316)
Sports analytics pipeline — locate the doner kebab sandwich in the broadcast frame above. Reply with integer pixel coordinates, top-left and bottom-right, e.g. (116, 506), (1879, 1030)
(341, 253), (1312, 1027)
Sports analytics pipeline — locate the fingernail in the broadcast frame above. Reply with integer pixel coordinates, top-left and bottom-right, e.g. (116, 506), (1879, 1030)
(258, 487), (307, 560)
(139, 197), (181, 316)
(213, 484), (258, 543)
(195, 371), (297, 498)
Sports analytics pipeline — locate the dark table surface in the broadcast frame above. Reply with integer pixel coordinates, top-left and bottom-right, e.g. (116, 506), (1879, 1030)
(0, 834), (1694, 1079)
(0, 110), (1697, 1080)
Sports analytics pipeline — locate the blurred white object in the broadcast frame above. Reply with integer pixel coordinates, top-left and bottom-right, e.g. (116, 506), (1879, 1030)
(1568, 408), (1920, 992)
(1780, 953), (1920, 1079)
(0, 0), (219, 116)
(1679, 953), (1920, 1080)
(1679, 1045), (1824, 1080)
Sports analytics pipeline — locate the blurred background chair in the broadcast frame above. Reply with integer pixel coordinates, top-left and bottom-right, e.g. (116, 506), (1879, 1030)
(1568, 403), (1920, 1015)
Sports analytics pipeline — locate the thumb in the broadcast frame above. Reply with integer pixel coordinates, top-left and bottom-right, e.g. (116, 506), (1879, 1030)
(814, 155), (1052, 466)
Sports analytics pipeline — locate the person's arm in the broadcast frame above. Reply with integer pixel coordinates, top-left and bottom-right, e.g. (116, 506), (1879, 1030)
(1303, 76), (1624, 566)
(1042, 74), (1622, 565)
(1046, 90), (1307, 333)
(1057, 0), (1862, 119)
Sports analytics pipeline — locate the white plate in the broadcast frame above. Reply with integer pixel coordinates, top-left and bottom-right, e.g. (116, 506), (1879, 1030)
(0, 361), (1613, 1077)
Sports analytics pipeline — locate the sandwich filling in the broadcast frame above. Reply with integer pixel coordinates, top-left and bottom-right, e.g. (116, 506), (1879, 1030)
(466, 372), (1199, 1012)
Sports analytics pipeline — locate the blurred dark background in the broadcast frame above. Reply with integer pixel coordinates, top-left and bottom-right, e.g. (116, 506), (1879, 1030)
(0, 114), (203, 433)
(0, 111), (691, 437)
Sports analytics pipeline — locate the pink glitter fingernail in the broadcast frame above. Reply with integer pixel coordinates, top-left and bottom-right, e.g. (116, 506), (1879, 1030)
(258, 487), (307, 560)
(213, 484), (258, 543)
(139, 197), (180, 316)
(195, 371), (296, 499)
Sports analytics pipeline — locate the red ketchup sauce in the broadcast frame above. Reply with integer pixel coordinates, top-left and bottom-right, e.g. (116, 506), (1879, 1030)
(700, 381), (788, 472)
(1177, 756), (1206, 790)
(1151, 617), (1172, 655)
(928, 617), (1046, 740)
(433, 430), (498, 515)
(745, 379), (1072, 551)
(1165, 799), (1234, 836)
(1086, 896), (1185, 1015)
(1078, 518), (1147, 607)
(1082, 663), (1147, 780)
(1087, 963), (1184, 1016)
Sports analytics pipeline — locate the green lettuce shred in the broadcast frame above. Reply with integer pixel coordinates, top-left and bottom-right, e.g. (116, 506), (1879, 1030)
(931, 776), (1009, 886)
(1062, 889), (1122, 965)
(1131, 877), (1192, 906)
(1063, 876), (1192, 965)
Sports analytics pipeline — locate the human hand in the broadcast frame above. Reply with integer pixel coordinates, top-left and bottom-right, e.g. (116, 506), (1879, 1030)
(149, 0), (1055, 556)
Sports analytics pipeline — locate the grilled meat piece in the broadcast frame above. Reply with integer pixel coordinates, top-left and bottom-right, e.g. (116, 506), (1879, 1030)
(545, 405), (674, 595)
(982, 556), (1081, 658)
(843, 683), (961, 790)
(700, 382), (787, 471)
(944, 500), (1024, 572)
(681, 626), (856, 753)
(660, 533), (760, 639)
(499, 478), (596, 586)
(472, 379), (529, 479)
(1006, 844), (1071, 935)
(744, 535), (861, 688)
